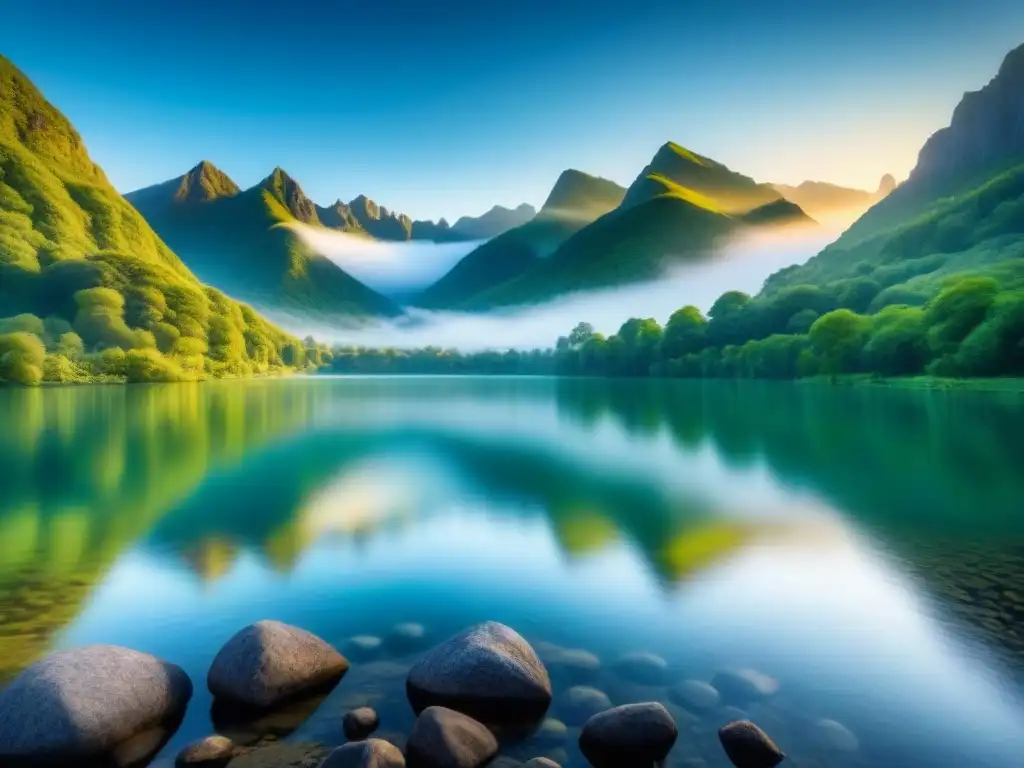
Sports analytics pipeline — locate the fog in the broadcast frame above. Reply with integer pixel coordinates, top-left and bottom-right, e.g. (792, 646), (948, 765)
(276, 224), (844, 352)
(285, 222), (483, 297)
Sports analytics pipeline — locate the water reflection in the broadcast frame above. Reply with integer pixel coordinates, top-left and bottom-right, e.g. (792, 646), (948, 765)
(0, 377), (1023, 768)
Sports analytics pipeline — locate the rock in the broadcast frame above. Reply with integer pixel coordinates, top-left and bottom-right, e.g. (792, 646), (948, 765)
(229, 742), (329, 768)
(812, 718), (858, 752)
(406, 706), (498, 768)
(207, 620), (349, 708)
(718, 720), (785, 768)
(536, 718), (567, 742)
(344, 707), (380, 740)
(0, 644), (193, 763)
(669, 680), (721, 712)
(176, 735), (234, 767)
(522, 759), (560, 767)
(558, 686), (611, 725)
(710, 670), (779, 706)
(347, 636), (384, 660)
(542, 646), (601, 682)
(406, 622), (552, 723)
(386, 623), (426, 654)
(610, 651), (668, 686)
(322, 739), (406, 768)
(578, 702), (678, 768)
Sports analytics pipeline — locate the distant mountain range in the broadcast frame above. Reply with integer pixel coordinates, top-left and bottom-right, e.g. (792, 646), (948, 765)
(771, 175), (896, 220)
(417, 143), (816, 310)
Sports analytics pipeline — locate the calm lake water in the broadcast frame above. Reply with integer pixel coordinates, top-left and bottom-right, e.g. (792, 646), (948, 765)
(2, 376), (1024, 767)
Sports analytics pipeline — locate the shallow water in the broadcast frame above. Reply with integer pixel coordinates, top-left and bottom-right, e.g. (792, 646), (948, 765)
(1, 376), (1024, 767)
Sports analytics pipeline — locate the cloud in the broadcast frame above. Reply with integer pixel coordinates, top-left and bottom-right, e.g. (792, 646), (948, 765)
(274, 225), (841, 352)
(284, 221), (484, 296)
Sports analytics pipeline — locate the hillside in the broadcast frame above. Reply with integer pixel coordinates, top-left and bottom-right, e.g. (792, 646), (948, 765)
(451, 203), (537, 239)
(764, 40), (1024, 309)
(435, 145), (815, 309)
(772, 175), (895, 220)
(414, 170), (626, 309)
(127, 165), (399, 323)
(0, 55), (310, 384)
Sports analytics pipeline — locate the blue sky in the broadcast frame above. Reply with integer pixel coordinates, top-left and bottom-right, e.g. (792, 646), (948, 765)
(3, 0), (1023, 221)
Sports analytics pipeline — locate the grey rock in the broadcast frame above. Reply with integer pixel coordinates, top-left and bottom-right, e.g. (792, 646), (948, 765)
(578, 702), (678, 768)
(344, 707), (380, 740)
(406, 622), (552, 723)
(176, 735), (234, 767)
(207, 620), (349, 708)
(812, 718), (858, 752)
(710, 670), (779, 706)
(558, 686), (611, 725)
(406, 706), (498, 768)
(322, 739), (406, 768)
(0, 644), (193, 763)
(718, 720), (785, 768)
(387, 623), (427, 654)
(669, 680), (720, 712)
(536, 718), (567, 742)
(610, 651), (668, 686)
(541, 646), (600, 682)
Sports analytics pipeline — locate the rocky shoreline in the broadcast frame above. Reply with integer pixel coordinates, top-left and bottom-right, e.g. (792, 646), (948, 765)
(0, 619), (855, 768)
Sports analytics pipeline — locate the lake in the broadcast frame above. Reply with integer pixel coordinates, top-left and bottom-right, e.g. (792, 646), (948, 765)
(1, 376), (1024, 768)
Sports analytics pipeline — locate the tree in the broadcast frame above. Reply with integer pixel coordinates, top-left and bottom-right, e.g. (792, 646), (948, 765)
(0, 332), (46, 385)
(660, 306), (707, 361)
(863, 306), (929, 375)
(568, 322), (595, 348)
(926, 276), (999, 358)
(809, 309), (871, 375)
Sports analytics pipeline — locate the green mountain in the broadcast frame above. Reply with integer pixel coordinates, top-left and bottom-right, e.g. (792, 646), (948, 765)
(764, 41), (1024, 310)
(0, 55), (312, 384)
(450, 203), (537, 239)
(771, 175), (895, 220)
(429, 145), (815, 310)
(127, 165), (399, 323)
(413, 170), (627, 309)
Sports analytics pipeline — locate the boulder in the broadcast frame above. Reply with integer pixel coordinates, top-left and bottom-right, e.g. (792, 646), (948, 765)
(322, 739), (406, 768)
(406, 622), (552, 723)
(406, 706), (498, 768)
(578, 702), (678, 768)
(669, 680), (720, 712)
(176, 735), (234, 767)
(344, 707), (381, 740)
(610, 652), (668, 686)
(710, 670), (779, 706)
(812, 718), (858, 752)
(207, 620), (349, 708)
(386, 623), (427, 654)
(558, 686), (611, 725)
(522, 760), (560, 768)
(541, 646), (600, 682)
(347, 636), (384, 661)
(535, 718), (567, 742)
(0, 644), (193, 764)
(718, 720), (785, 768)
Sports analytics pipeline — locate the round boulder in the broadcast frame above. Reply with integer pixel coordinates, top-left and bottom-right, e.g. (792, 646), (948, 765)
(578, 702), (678, 768)
(718, 720), (784, 768)
(610, 652), (668, 686)
(323, 738), (406, 768)
(0, 645), (193, 764)
(669, 680), (720, 712)
(813, 718), (858, 752)
(558, 686), (611, 725)
(347, 636), (384, 661)
(344, 707), (381, 740)
(542, 646), (601, 683)
(386, 623), (427, 654)
(536, 718), (567, 742)
(207, 620), (349, 708)
(406, 622), (552, 724)
(710, 670), (779, 706)
(176, 735), (234, 767)
(406, 706), (498, 768)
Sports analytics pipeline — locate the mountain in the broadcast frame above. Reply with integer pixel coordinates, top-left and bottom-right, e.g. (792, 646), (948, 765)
(423, 144), (814, 310)
(450, 203), (536, 239)
(127, 164), (399, 323)
(414, 170), (627, 309)
(771, 175), (895, 220)
(347, 194), (413, 240)
(764, 40), (1024, 308)
(0, 55), (308, 383)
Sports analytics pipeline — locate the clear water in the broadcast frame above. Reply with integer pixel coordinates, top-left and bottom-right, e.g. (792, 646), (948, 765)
(1, 376), (1024, 767)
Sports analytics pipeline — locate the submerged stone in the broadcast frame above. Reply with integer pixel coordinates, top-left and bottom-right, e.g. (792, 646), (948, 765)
(718, 720), (785, 768)
(578, 702), (678, 768)
(406, 706), (498, 768)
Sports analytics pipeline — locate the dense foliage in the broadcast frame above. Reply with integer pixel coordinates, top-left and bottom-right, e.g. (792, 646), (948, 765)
(0, 56), (306, 386)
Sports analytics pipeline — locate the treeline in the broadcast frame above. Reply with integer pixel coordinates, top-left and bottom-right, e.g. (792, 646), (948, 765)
(552, 275), (1024, 379)
(319, 345), (558, 375)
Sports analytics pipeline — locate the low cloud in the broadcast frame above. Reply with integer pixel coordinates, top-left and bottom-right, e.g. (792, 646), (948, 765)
(285, 222), (484, 296)
(277, 225), (842, 352)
